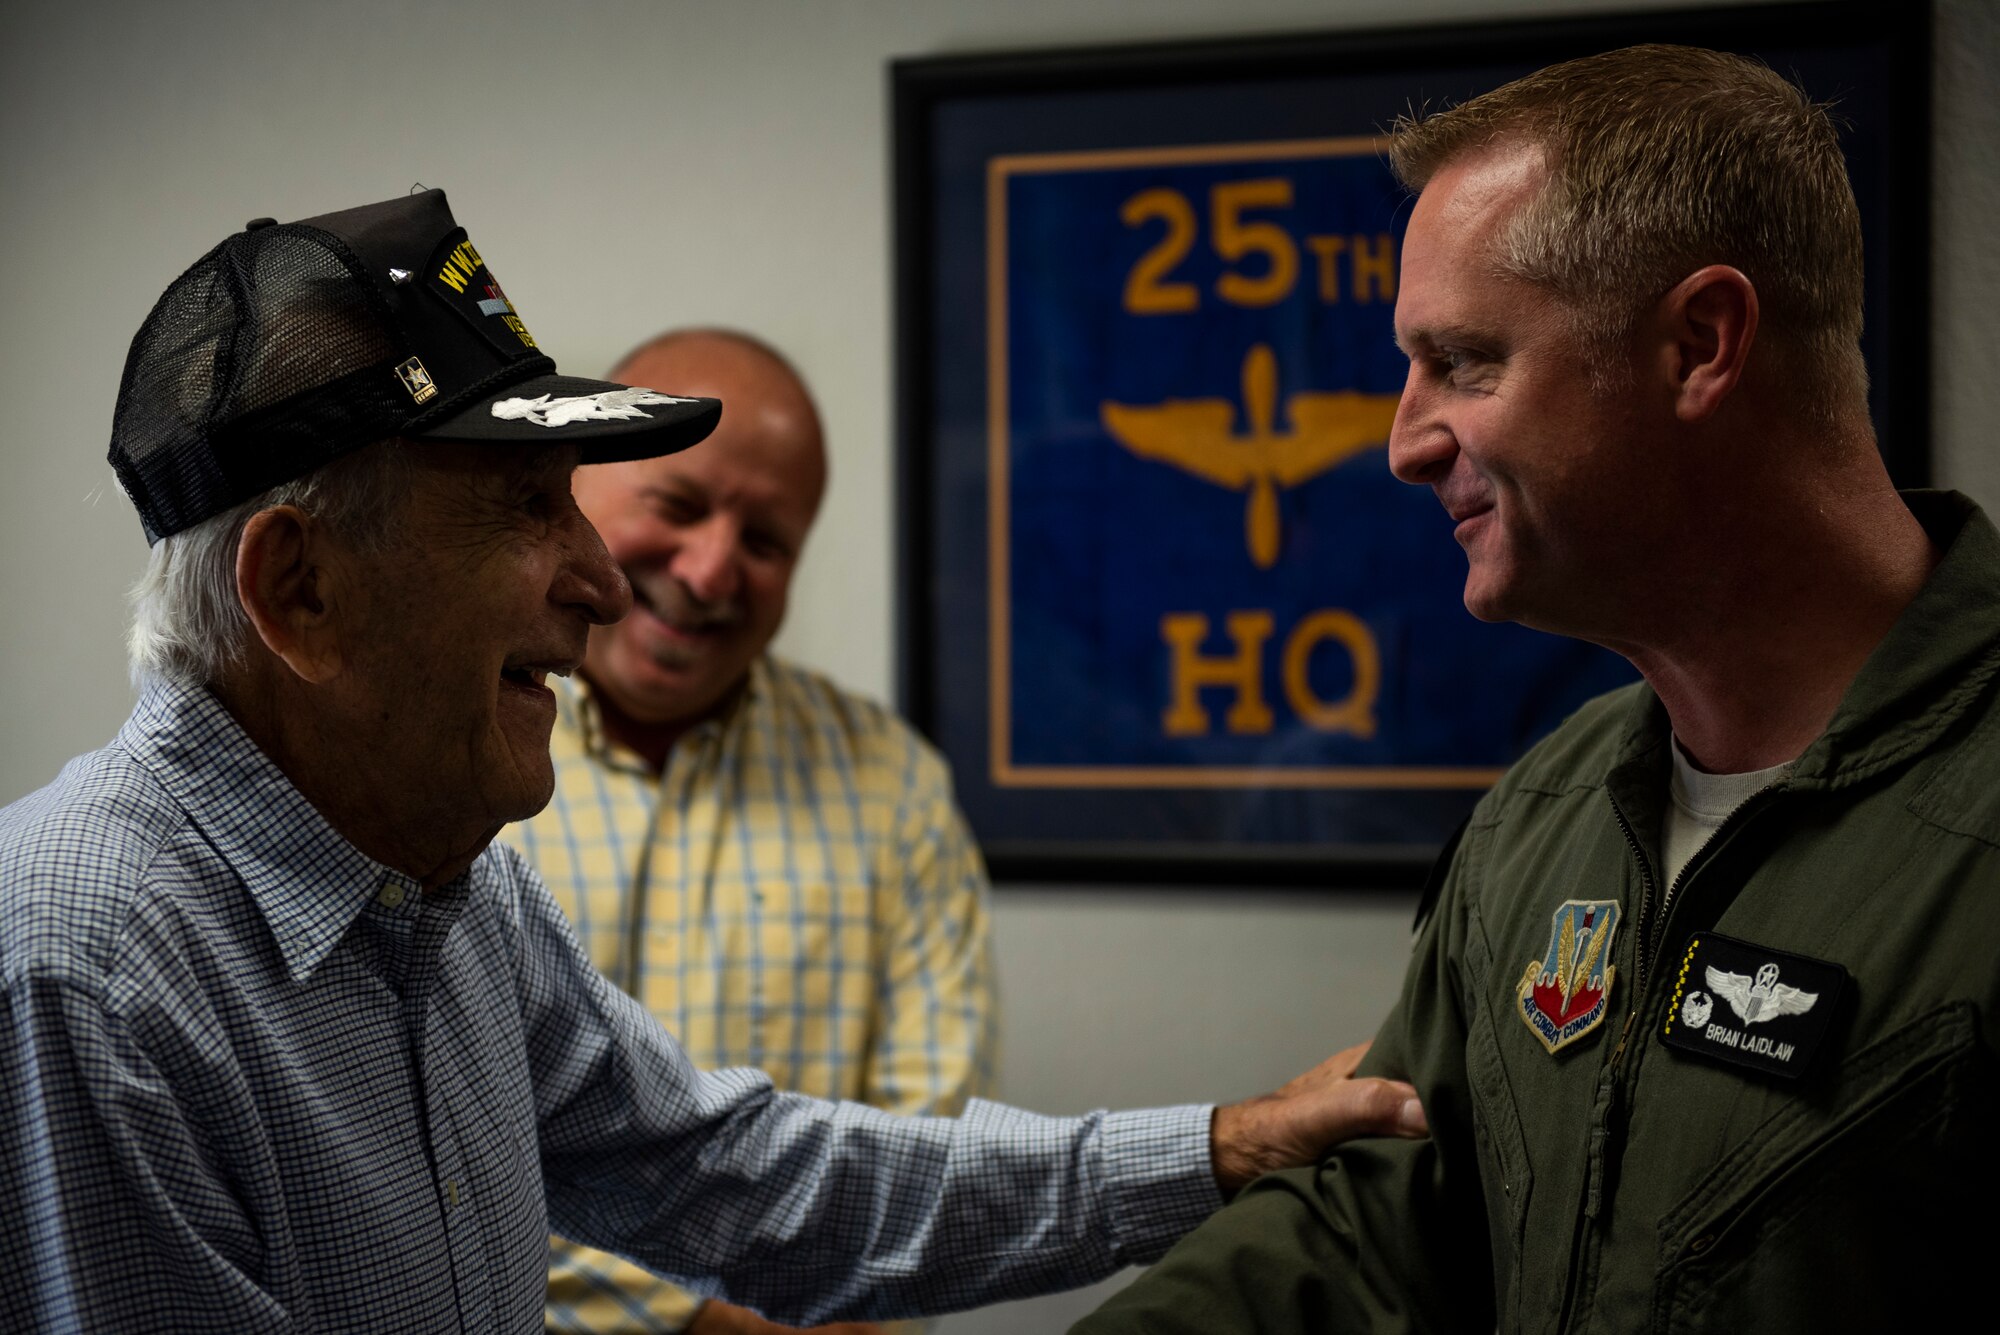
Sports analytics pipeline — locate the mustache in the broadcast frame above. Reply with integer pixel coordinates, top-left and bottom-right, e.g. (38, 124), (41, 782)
(630, 574), (744, 630)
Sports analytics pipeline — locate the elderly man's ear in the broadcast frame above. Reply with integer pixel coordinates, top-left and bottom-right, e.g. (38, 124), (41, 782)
(236, 506), (346, 684)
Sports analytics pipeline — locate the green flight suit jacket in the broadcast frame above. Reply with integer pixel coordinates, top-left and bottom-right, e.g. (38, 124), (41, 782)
(1077, 491), (2000, 1333)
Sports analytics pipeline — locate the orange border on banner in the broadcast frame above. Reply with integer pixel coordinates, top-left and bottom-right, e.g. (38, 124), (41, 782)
(984, 136), (1502, 791)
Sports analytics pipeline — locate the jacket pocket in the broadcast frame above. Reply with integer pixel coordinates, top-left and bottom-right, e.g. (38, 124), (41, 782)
(1650, 1000), (1996, 1333)
(1463, 912), (1534, 1331)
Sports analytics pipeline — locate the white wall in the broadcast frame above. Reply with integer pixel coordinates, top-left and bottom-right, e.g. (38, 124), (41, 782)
(3, 1), (1994, 1331)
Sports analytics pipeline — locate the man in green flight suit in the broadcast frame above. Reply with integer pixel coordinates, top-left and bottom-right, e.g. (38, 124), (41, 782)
(1076, 43), (1999, 1335)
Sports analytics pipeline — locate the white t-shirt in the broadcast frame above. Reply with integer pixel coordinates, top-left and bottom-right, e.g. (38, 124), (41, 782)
(1661, 736), (1796, 889)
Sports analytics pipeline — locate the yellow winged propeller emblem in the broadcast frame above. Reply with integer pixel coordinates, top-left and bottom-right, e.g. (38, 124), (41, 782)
(1100, 344), (1400, 568)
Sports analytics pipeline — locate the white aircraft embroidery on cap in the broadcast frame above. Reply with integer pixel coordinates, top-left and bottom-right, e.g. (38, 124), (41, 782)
(490, 388), (695, 428)
(1705, 962), (1818, 1026)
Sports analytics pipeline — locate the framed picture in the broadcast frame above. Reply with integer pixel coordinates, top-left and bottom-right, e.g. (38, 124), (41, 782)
(891, 1), (1929, 883)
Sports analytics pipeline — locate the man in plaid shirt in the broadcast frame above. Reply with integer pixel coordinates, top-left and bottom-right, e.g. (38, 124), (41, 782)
(509, 330), (1000, 1335)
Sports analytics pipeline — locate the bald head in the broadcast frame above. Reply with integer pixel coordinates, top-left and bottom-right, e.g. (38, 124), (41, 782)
(576, 328), (830, 753)
(612, 328), (828, 516)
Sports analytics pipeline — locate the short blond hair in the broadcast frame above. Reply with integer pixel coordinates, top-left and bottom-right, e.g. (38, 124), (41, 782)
(1390, 45), (1866, 411)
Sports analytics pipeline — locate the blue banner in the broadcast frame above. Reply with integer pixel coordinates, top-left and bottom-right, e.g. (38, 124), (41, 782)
(993, 140), (1633, 784)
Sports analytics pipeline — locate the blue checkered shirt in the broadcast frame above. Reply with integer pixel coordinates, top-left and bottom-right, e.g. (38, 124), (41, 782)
(0, 679), (1217, 1332)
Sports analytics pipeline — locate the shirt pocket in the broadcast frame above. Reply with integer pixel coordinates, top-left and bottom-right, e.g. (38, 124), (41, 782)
(1648, 1000), (1997, 1333)
(734, 867), (879, 1098)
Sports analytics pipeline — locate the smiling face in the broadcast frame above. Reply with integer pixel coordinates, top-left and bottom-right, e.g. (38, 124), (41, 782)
(573, 334), (826, 737)
(334, 441), (630, 831)
(1389, 144), (1661, 640)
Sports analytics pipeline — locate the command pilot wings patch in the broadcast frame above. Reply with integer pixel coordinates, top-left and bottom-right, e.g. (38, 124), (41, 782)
(1517, 899), (1621, 1055)
(1707, 962), (1818, 1025)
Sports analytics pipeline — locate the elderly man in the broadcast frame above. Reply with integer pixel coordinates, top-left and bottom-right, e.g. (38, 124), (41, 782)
(1075, 45), (1998, 1334)
(506, 330), (997, 1335)
(0, 189), (1427, 1333)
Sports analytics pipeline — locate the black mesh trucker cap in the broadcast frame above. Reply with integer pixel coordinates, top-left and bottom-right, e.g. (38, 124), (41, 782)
(108, 188), (722, 543)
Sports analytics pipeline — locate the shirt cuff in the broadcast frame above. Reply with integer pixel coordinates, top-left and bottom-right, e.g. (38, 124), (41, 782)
(1096, 1103), (1219, 1266)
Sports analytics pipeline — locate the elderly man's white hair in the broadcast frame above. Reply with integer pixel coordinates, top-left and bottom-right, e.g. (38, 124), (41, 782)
(127, 442), (409, 688)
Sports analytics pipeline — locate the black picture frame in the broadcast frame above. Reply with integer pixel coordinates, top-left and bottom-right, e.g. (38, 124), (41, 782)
(892, 1), (1930, 885)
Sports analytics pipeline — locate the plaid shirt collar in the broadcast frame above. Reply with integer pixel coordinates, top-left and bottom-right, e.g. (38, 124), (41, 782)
(565, 659), (766, 776)
(122, 676), (416, 985)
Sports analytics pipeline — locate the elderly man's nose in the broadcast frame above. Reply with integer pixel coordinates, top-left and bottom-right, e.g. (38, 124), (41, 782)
(560, 515), (631, 626)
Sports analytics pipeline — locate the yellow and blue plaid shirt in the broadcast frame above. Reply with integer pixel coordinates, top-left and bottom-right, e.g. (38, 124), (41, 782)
(507, 657), (999, 1332)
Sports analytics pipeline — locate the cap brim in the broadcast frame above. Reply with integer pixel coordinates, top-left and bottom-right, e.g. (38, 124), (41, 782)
(414, 373), (721, 463)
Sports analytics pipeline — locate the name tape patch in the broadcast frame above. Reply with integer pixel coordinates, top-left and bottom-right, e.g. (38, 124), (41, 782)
(1660, 931), (1848, 1079)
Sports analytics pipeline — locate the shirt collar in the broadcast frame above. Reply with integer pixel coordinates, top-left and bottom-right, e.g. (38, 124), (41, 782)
(120, 677), (406, 984)
(560, 660), (765, 774)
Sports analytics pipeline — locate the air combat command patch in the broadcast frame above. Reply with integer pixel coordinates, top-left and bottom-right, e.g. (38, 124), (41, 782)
(1518, 899), (1621, 1054)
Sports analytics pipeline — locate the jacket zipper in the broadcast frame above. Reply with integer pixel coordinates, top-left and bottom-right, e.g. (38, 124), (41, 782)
(1568, 785), (1780, 1330)
(1608, 784), (1782, 1064)
(1605, 802), (1657, 1069)
(1592, 788), (1781, 1201)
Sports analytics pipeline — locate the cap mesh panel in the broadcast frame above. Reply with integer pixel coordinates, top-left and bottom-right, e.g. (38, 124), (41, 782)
(109, 227), (402, 540)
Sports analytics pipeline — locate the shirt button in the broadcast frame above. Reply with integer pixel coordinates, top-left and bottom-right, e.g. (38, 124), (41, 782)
(378, 882), (407, 909)
(446, 1178), (460, 1207)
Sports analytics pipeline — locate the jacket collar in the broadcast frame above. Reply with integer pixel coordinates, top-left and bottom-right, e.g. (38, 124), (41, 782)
(1605, 490), (2000, 790)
